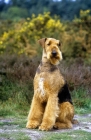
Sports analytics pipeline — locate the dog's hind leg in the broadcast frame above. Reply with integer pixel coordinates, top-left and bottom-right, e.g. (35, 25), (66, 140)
(54, 102), (74, 129)
(54, 120), (72, 129)
(26, 95), (44, 129)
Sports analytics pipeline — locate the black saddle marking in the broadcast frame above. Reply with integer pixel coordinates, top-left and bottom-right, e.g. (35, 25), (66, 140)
(58, 83), (73, 104)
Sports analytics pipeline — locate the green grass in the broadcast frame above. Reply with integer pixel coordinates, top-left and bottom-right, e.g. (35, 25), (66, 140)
(0, 100), (29, 117)
(0, 132), (31, 140)
(75, 107), (91, 114)
(0, 75), (33, 104)
(0, 104), (30, 140)
(72, 87), (91, 113)
(41, 130), (91, 140)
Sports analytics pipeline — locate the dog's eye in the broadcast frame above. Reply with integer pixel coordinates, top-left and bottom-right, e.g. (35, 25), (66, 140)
(47, 43), (50, 46)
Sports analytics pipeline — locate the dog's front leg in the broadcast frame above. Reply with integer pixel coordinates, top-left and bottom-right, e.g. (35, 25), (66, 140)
(39, 95), (59, 131)
(26, 96), (44, 129)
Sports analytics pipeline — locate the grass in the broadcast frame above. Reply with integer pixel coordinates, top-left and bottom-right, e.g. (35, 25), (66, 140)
(0, 103), (30, 140)
(0, 132), (30, 140)
(75, 107), (91, 114)
(71, 87), (91, 114)
(0, 117), (30, 140)
(0, 75), (33, 104)
(41, 131), (91, 140)
(0, 100), (30, 117)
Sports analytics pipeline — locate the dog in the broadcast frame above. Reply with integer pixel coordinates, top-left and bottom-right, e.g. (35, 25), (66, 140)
(26, 38), (75, 131)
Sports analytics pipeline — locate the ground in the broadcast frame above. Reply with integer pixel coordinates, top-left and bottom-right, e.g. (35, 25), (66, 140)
(0, 114), (91, 140)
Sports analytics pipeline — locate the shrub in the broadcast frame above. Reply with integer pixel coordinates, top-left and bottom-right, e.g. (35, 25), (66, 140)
(0, 55), (38, 81)
(0, 12), (64, 56)
(62, 10), (91, 61)
(60, 59), (91, 95)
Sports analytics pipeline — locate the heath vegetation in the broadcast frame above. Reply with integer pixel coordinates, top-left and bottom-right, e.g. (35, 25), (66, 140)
(0, 3), (91, 116)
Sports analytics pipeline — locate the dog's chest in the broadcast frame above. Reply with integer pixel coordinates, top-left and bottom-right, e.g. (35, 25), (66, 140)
(38, 77), (45, 96)
(35, 76), (47, 101)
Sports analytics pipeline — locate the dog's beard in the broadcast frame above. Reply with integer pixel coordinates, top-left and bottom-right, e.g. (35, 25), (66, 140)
(47, 51), (62, 65)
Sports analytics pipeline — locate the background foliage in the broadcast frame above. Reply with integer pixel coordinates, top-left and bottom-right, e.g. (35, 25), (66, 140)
(0, 0), (91, 111)
(0, 10), (91, 61)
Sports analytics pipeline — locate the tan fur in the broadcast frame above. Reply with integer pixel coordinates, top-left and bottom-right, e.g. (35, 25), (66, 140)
(26, 38), (75, 131)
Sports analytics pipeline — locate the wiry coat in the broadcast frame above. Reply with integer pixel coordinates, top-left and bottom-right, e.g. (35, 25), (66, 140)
(26, 38), (75, 131)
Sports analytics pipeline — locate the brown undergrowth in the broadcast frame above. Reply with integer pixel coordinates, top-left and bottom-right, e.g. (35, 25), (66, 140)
(0, 55), (91, 105)
(60, 59), (91, 95)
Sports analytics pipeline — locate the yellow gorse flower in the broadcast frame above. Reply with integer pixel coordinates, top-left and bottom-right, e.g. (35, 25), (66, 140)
(0, 12), (65, 56)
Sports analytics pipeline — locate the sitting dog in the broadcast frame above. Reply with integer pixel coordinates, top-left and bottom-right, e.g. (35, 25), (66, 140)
(26, 38), (75, 131)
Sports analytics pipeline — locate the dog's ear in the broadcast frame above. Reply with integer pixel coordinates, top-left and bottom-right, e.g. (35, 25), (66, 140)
(38, 38), (47, 47)
(59, 41), (62, 47)
(58, 40), (62, 49)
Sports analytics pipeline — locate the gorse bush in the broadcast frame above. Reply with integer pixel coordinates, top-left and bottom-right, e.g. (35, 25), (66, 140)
(0, 10), (91, 61)
(62, 10), (91, 60)
(0, 12), (64, 56)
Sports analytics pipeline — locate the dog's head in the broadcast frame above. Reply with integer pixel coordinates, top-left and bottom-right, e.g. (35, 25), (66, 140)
(38, 38), (62, 65)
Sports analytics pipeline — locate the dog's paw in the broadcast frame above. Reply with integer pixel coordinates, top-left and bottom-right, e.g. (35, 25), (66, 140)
(39, 124), (52, 131)
(26, 121), (39, 129)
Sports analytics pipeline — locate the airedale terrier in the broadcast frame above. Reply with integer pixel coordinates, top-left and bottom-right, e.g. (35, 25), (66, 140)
(26, 38), (75, 131)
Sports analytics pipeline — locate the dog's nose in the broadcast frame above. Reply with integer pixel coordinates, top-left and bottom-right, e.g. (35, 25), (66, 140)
(52, 50), (57, 56)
